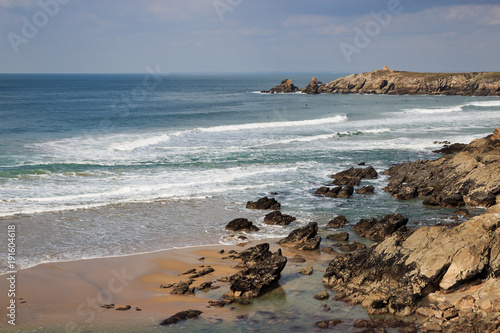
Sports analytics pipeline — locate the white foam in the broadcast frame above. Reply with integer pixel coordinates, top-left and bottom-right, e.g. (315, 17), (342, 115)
(403, 106), (463, 114)
(110, 133), (171, 151)
(467, 101), (500, 107)
(197, 115), (348, 133)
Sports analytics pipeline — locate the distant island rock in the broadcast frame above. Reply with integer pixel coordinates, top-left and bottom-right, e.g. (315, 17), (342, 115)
(262, 66), (500, 96)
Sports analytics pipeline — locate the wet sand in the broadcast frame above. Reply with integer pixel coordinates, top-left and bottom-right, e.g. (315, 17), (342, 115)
(1, 239), (360, 332)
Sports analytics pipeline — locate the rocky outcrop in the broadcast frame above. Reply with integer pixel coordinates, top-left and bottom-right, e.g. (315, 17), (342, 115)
(331, 166), (378, 186)
(246, 197), (281, 210)
(355, 185), (375, 195)
(265, 68), (500, 96)
(278, 222), (321, 250)
(225, 243), (287, 299)
(261, 79), (299, 94)
(327, 215), (349, 228)
(432, 142), (467, 154)
(159, 310), (203, 326)
(322, 204), (500, 318)
(300, 77), (321, 95)
(263, 211), (296, 226)
(225, 218), (260, 232)
(315, 185), (354, 199)
(384, 127), (500, 208)
(353, 214), (408, 241)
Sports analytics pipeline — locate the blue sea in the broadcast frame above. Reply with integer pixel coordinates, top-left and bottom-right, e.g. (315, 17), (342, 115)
(1, 73), (500, 274)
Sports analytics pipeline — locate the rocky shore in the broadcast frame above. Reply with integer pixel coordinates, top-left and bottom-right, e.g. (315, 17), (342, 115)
(262, 66), (500, 96)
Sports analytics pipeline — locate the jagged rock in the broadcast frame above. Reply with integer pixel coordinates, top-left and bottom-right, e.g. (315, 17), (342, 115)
(301, 77), (322, 95)
(225, 218), (259, 232)
(225, 243), (287, 299)
(356, 185), (375, 195)
(262, 79), (299, 94)
(323, 204), (500, 317)
(353, 214), (408, 241)
(327, 215), (349, 228)
(159, 309), (203, 326)
(385, 127), (500, 208)
(246, 197), (281, 210)
(331, 166), (378, 186)
(263, 211), (296, 226)
(315, 186), (354, 198)
(327, 232), (349, 241)
(170, 281), (193, 295)
(278, 222), (321, 250)
(189, 267), (215, 279)
(289, 257), (307, 263)
(433, 143), (467, 154)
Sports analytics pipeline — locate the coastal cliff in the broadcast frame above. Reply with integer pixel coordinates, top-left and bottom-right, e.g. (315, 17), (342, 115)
(322, 127), (500, 331)
(264, 67), (500, 96)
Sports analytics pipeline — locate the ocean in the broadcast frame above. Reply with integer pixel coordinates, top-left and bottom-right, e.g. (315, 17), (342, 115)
(1, 73), (500, 274)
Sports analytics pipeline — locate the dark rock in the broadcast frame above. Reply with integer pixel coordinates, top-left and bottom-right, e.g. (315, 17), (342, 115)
(263, 79), (300, 94)
(356, 185), (375, 195)
(433, 143), (466, 154)
(315, 186), (353, 199)
(100, 304), (114, 309)
(263, 211), (296, 226)
(314, 291), (330, 300)
(337, 186), (354, 199)
(190, 267), (215, 279)
(331, 166), (378, 185)
(278, 222), (321, 250)
(468, 191), (496, 207)
(327, 216), (349, 228)
(170, 281), (193, 295)
(225, 218), (260, 232)
(115, 305), (131, 311)
(197, 282), (212, 290)
(246, 197), (281, 210)
(321, 247), (338, 254)
(338, 243), (360, 252)
(208, 300), (226, 307)
(159, 309), (203, 326)
(327, 232), (349, 241)
(301, 77), (321, 95)
(353, 214), (408, 241)
(225, 243), (287, 299)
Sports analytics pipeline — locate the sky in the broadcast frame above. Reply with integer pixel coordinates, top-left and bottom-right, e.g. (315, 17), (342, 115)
(0, 0), (499, 74)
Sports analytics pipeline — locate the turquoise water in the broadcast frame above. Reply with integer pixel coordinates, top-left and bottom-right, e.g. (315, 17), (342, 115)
(1, 74), (500, 273)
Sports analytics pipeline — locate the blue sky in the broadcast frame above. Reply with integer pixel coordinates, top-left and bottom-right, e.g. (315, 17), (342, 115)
(1, 0), (499, 73)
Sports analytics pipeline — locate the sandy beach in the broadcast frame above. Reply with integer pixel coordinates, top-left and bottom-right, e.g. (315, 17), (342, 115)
(1, 239), (368, 332)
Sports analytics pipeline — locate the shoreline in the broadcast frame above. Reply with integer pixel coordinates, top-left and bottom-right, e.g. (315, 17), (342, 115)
(1, 238), (355, 332)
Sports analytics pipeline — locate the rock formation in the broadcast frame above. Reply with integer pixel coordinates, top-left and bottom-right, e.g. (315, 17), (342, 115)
(262, 79), (299, 94)
(246, 197), (281, 210)
(353, 214), (408, 241)
(331, 166), (378, 186)
(159, 309), (203, 326)
(264, 68), (500, 96)
(323, 203), (500, 318)
(263, 211), (296, 226)
(225, 218), (260, 232)
(384, 127), (500, 208)
(326, 215), (349, 228)
(300, 77), (321, 95)
(278, 222), (321, 250)
(315, 185), (354, 199)
(224, 243), (287, 299)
